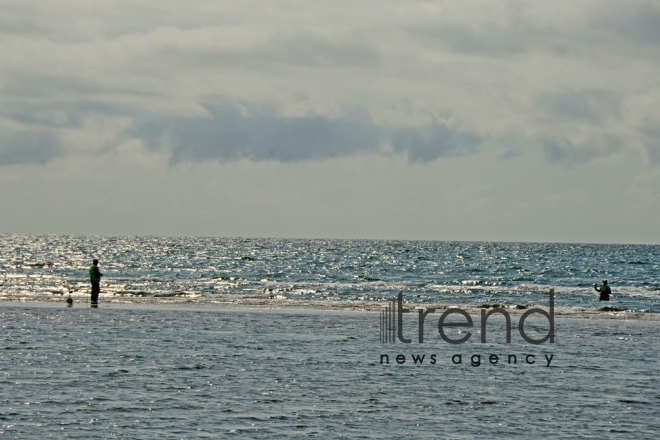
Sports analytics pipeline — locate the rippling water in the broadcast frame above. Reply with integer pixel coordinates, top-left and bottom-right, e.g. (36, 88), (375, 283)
(1, 305), (658, 438)
(1, 235), (659, 314)
(2, 235), (659, 437)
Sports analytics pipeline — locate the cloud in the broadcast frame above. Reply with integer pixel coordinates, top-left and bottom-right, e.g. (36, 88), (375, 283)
(536, 89), (622, 124)
(132, 103), (480, 164)
(137, 106), (381, 163)
(0, 130), (61, 166)
(541, 136), (622, 167)
(411, 23), (531, 56)
(594, 1), (660, 47)
(640, 124), (660, 165)
(390, 125), (480, 162)
(260, 32), (381, 68)
(0, 0), (658, 170)
(2, 1), (660, 242)
(0, 95), (127, 129)
(499, 149), (522, 161)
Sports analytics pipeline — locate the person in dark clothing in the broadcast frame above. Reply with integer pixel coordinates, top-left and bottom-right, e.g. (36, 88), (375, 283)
(593, 279), (611, 301)
(89, 259), (103, 307)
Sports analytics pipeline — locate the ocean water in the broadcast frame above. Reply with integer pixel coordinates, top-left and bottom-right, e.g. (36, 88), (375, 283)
(0, 305), (658, 438)
(1, 235), (659, 438)
(1, 235), (659, 314)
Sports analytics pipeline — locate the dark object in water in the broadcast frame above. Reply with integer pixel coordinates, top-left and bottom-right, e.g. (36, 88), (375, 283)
(599, 306), (627, 312)
(477, 304), (501, 309)
(66, 296), (73, 307)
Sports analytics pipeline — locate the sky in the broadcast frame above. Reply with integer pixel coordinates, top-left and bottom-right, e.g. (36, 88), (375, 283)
(1, 0), (659, 244)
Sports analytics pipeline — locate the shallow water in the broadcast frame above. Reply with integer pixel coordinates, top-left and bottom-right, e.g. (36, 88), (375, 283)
(1, 235), (659, 314)
(1, 305), (658, 438)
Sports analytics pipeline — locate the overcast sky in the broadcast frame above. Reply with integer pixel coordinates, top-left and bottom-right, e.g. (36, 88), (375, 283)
(1, 0), (659, 243)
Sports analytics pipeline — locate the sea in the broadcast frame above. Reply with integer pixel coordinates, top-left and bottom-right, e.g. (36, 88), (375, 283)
(1, 235), (659, 313)
(1, 235), (659, 438)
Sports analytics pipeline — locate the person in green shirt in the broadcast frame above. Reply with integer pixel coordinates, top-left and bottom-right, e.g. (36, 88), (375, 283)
(593, 279), (611, 301)
(89, 259), (103, 307)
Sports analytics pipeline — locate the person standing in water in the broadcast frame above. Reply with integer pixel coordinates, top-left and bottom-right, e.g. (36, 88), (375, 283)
(593, 279), (611, 301)
(89, 259), (103, 307)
